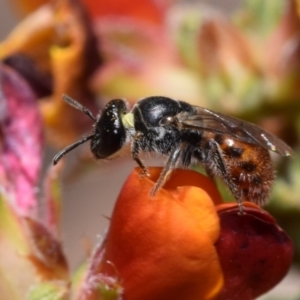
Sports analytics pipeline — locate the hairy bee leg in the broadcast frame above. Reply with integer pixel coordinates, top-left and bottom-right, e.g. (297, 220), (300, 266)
(150, 145), (183, 196)
(208, 140), (244, 214)
(135, 157), (149, 177)
(204, 165), (216, 180)
(204, 165), (220, 197)
(131, 137), (150, 177)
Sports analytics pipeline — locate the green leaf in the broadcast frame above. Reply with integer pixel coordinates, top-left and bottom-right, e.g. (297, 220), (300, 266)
(235, 0), (285, 36)
(26, 282), (68, 300)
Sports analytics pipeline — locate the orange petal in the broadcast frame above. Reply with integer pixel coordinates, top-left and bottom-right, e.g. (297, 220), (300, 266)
(39, 0), (101, 147)
(95, 167), (223, 300)
(10, 0), (49, 16)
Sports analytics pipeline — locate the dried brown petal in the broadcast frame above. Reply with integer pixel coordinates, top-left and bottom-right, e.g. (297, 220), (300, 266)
(24, 217), (69, 280)
(265, 0), (300, 78)
(198, 15), (257, 76)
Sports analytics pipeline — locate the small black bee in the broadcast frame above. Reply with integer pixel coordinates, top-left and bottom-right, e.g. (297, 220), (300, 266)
(53, 95), (293, 213)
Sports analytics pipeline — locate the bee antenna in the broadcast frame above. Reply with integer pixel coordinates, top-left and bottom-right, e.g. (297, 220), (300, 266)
(62, 94), (97, 122)
(52, 134), (95, 165)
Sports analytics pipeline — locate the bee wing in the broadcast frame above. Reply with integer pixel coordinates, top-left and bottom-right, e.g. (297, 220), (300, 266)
(176, 106), (294, 157)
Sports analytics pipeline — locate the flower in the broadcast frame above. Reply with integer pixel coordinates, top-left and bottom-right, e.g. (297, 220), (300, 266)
(78, 167), (293, 300)
(0, 0), (102, 148)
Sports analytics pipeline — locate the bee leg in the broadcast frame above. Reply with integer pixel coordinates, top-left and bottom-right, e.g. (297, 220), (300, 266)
(131, 136), (150, 177)
(204, 165), (216, 180)
(150, 145), (184, 196)
(204, 165), (220, 196)
(208, 140), (244, 214)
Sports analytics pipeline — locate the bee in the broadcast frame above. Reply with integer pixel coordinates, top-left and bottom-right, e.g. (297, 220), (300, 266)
(53, 95), (293, 213)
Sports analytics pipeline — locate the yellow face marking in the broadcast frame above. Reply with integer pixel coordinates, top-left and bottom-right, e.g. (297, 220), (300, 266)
(122, 112), (135, 128)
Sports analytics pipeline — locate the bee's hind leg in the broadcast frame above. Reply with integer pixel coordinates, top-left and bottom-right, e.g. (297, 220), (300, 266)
(204, 164), (216, 181)
(206, 139), (244, 214)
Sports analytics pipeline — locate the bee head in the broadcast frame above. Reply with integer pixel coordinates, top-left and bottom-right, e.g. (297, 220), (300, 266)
(52, 96), (128, 165)
(91, 99), (128, 159)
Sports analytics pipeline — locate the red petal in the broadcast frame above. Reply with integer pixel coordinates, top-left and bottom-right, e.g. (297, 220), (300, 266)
(83, 0), (170, 26)
(215, 204), (294, 300)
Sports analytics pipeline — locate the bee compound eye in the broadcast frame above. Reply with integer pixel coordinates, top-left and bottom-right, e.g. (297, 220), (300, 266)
(160, 116), (174, 125)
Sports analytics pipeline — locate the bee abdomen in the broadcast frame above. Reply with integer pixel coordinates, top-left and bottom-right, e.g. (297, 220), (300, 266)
(220, 138), (275, 205)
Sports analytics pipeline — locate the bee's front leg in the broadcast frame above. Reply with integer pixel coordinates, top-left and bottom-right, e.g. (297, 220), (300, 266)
(131, 132), (150, 178)
(150, 144), (185, 196)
